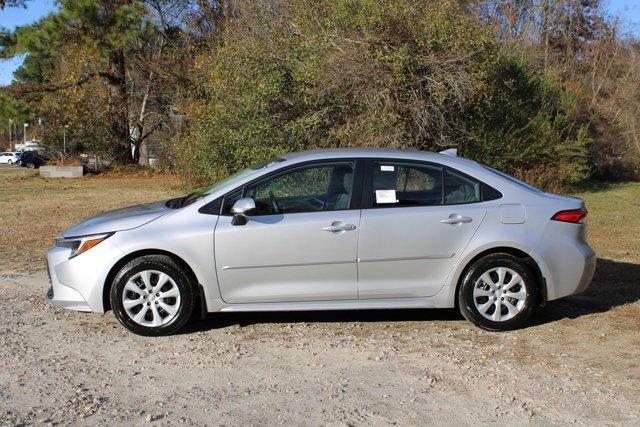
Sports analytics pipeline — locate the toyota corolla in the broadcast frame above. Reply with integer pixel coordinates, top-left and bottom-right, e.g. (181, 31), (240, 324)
(47, 149), (596, 335)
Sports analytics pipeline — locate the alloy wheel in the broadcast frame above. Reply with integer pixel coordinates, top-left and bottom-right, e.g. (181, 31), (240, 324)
(472, 267), (527, 322)
(122, 270), (181, 327)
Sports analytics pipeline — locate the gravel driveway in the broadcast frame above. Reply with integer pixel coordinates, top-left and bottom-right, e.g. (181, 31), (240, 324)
(1, 261), (638, 425)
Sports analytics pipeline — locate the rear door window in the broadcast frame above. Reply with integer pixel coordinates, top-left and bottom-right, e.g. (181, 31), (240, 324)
(370, 161), (443, 208)
(365, 160), (497, 208)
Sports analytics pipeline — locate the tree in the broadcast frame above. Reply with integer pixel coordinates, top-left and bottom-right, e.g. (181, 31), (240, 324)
(1, 0), (147, 161)
(1, 0), (228, 164)
(476, 0), (639, 179)
(178, 0), (589, 189)
(0, 0), (29, 9)
(0, 0), (144, 160)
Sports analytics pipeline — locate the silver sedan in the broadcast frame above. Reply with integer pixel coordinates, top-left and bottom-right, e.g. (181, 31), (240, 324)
(47, 149), (596, 335)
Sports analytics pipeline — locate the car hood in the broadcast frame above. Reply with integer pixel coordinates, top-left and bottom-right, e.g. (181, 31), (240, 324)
(62, 202), (171, 238)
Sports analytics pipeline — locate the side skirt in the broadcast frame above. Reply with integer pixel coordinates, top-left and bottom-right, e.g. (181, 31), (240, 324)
(204, 286), (457, 313)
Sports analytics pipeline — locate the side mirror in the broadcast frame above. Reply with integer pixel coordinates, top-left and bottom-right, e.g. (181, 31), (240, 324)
(231, 197), (256, 225)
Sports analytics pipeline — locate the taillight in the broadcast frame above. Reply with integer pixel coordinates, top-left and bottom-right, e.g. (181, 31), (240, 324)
(551, 207), (588, 224)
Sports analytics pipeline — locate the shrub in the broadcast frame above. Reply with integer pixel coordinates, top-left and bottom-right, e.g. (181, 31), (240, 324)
(177, 0), (590, 190)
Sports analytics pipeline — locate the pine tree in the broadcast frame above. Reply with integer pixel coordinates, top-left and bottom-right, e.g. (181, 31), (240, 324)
(1, 0), (146, 161)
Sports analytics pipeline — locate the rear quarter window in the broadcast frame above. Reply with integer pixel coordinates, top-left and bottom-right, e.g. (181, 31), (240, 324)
(444, 168), (480, 204)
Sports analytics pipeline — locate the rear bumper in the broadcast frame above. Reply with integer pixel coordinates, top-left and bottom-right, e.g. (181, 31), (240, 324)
(573, 249), (597, 295)
(532, 231), (596, 301)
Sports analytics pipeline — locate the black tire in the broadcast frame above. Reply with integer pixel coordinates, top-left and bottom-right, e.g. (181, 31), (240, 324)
(110, 255), (196, 336)
(458, 253), (538, 331)
(26, 162), (35, 169)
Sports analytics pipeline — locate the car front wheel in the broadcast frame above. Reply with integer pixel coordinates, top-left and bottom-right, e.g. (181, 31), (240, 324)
(110, 255), (196, 336)
(458, 253), (537, 331)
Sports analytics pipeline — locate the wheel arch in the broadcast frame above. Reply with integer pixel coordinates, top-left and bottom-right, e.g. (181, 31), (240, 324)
(453, 246), (547, 308)
(102, 249), (208, 318)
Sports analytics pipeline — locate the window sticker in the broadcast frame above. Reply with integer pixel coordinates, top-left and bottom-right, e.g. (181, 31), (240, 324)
(375, 189), (398, 204)
(380, 165), (395, 172)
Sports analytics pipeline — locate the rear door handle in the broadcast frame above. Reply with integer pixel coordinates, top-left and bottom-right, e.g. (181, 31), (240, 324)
(323, 223), (357, 232)
(441, 215), (472, 225)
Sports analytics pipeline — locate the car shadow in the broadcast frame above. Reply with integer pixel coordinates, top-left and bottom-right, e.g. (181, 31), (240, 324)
(183, 257), (639, 333)
(180, 309), (463, 334)
(184, 308), (461, 334)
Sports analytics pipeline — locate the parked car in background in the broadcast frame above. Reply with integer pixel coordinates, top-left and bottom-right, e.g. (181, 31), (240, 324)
(0, 152), (20, 164)
(47, 149), (596, 336)
(18, 150), (51, 169)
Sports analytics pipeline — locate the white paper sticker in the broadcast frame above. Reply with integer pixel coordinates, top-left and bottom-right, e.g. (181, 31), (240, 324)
(375, 189), (397, 204)
(380, 165), (395, 172)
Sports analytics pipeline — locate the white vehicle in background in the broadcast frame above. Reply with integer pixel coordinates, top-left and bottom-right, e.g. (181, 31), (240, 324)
(0, 152), (20, 164)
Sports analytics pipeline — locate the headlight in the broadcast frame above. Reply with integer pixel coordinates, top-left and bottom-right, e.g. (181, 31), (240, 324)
(55, 233), (113, 259)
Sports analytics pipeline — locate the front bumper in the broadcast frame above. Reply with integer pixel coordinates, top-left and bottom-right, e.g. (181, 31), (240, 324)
(46, 284), (91, 311)
(46, 238), (125, 313)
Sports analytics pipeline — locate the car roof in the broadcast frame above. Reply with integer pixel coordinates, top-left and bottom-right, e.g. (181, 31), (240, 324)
(280, 148), (488, 174)
(195, 148), (541, 208)
(283, 148), (442, 161)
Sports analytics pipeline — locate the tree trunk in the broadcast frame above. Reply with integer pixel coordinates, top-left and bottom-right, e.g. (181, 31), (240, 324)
(107, 49), (134, 163)
(139, 139), (150, 166)
(131, 38), (163, 166)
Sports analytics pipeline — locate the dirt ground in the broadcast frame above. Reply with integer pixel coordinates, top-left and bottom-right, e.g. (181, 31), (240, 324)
(0, 166), (638, 425)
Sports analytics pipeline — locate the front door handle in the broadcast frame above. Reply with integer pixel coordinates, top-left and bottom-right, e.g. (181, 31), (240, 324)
(441, 214), (472, 225)
(323, 222), (357, 232)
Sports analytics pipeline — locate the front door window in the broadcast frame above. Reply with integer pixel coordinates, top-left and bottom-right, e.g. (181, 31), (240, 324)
(244, 161), (356, 215)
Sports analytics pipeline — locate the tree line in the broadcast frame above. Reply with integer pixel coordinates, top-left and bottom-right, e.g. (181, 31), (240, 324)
(1, 0), (639, 189)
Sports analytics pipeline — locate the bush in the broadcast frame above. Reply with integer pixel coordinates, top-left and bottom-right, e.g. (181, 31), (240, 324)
(177, 0), (590, 190)
(47, 155), (85, 166)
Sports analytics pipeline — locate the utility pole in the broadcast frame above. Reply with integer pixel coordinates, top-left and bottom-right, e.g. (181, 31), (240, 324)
(23, 122), (29, 144)
(8, 119), (12, 150)
(63, 125), (69, 154)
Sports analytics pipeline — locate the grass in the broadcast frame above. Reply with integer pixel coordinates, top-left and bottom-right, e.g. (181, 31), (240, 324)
(571, 181), (640, 263)
(0, 165), (638, 269)
(0, 166), (183, 270)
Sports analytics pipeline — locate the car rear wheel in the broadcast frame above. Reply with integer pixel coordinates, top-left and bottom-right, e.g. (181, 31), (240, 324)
(26, 162), (35, 169)
(110, 255), (195, 336)
(458, 253), (537, 331)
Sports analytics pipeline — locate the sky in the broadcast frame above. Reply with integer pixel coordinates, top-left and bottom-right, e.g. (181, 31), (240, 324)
(0, 0), (640, 86)
(0, 0), (57, 86)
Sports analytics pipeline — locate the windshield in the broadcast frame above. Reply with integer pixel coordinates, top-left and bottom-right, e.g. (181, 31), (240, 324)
(202, 157), (286, 195)
(201, 168), (257, 196)
(482, 165), (542, 193)
(165, 157), (286, 209)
